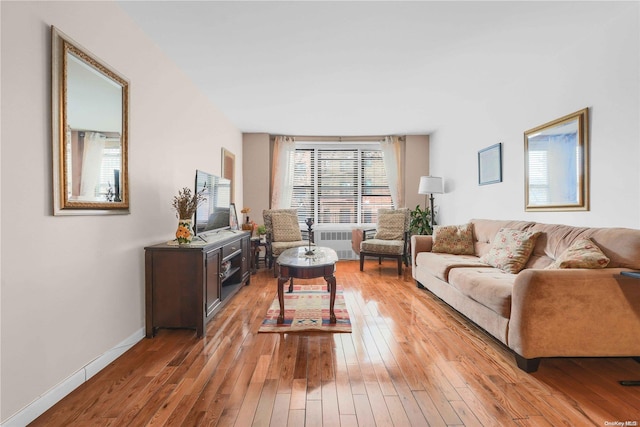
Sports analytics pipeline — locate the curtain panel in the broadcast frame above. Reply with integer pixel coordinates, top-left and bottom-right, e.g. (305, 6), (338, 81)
(379, 136), (404, 208)
(270, 136), (296, 208)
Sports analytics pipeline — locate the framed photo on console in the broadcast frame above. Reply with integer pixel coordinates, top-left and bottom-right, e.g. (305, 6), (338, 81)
(478, 143), (503, 185)
(229, 203), (239, 230)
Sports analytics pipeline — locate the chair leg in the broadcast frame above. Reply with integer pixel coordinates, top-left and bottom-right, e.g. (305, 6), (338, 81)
(360, 253), (365, 271)
(397, 257), (402, 275)
(378, 257), (382, 265)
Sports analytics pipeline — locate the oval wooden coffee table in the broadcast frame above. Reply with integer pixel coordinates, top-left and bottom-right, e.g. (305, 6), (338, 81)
(276, 246), (339, 324)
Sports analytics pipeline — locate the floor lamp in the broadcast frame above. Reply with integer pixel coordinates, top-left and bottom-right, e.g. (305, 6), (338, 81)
(418, 176), (444, 233)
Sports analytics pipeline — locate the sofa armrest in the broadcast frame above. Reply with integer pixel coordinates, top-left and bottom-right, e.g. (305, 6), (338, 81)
(508, 268), (640, 359)
(410, 235), (433, 267)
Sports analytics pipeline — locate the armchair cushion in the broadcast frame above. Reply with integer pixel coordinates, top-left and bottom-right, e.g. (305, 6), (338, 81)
(374, 211), (405, 240)
(271, 212), (302, 242)
(361, 239), (404, 255)
(271, 240), (313, 257)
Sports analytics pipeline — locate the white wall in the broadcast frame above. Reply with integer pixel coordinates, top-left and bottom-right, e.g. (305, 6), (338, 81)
(428, 2), (640, 229)
(0, 1), (242, 422)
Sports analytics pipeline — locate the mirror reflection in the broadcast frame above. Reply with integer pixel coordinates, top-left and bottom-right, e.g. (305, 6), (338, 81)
(524, 108), (589, 211)
(52, 26), (129, 215)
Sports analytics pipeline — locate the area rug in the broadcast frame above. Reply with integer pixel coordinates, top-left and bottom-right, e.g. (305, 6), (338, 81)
(259, 284), (352, 333)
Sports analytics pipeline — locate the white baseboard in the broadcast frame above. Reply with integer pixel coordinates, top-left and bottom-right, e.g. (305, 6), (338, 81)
(1, 327), (145, 427)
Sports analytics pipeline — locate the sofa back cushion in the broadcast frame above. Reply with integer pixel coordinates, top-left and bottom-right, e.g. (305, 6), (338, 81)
(526, 223), (640, 270)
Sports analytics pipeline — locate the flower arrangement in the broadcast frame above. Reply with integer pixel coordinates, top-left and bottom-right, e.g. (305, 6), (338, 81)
(172, 187), (206, 220)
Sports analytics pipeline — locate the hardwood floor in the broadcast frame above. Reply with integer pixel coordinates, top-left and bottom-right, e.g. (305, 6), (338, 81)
(32, 261), (640, 426)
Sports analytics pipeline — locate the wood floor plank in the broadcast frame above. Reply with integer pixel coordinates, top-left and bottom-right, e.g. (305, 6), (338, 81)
(321, 380), (341, 426)
(305, 399), (323, 427)
(352, 393), (377, 427)
(286, 409), (305, 427)
(383, 395), (412, 426)
(30, 262), (640, 427)
(306, 336), (323, 400)
(269, 393), (291, 427)
(251, 378), (278, 427)
(290, 378), (307, 410)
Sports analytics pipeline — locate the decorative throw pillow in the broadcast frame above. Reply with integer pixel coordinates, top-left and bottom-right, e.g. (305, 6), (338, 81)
(375, 211), (405, 240)
(432, 223), (475, 255)
(479, 228), (541, 273)
(545, 237), (610, 269)
(271, 212), (302, 242)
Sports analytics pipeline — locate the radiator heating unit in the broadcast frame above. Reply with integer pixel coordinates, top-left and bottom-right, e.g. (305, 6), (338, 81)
(314, 230), (358, 260)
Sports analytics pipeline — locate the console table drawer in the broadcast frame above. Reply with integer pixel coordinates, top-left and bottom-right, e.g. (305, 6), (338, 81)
(222, 239), (242, 259)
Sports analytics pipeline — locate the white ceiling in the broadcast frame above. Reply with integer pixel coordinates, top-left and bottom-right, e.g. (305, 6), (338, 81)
(118, 1), (580, 136)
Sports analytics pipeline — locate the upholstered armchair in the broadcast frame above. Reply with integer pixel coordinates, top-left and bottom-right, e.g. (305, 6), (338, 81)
(359, 208), (410, 275)
(263, 209), (314, 276)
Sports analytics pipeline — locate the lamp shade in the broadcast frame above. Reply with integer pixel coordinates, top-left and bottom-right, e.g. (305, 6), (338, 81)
(418, 176), (443, 195)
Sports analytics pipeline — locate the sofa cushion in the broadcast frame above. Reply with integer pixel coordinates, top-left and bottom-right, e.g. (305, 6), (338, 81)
(375, 211), (405, 240)
(479, 228), (541, 273)
(545, 237), (610, 269)
(432, 223), (475, 255)
(526, 222), (640, 270)
(361, 239), (404, 255)
(271, 212), (302, 242)
(448, 267), (516, 318)
(414, 252), (492, 281)
(470, 219), (536, 257)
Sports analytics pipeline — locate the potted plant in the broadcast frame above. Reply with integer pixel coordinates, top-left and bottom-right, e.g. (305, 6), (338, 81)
(410, 204), (435, 235)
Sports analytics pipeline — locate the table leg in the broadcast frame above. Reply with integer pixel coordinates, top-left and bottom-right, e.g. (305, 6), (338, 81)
(325, 274), (337, 324)
(252, 244), (260, 274)
(277, 276), (288, 324)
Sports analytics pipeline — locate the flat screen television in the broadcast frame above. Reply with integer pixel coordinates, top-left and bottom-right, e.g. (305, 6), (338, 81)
(193, 169), (232, 237)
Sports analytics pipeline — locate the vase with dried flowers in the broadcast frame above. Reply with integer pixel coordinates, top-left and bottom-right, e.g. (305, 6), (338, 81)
(240, 207), (254, 232)
(172, 187), (206, 245)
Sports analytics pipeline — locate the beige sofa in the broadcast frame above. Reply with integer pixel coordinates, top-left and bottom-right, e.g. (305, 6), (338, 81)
(411, 218), (640, 372)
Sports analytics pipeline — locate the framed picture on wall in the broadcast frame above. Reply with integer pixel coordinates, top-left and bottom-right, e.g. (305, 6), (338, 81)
(222, 148), (235, 202)
(478, 143), (503, 185)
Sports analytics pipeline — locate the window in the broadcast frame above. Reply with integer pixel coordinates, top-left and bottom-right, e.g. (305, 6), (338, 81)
(291, 144), (392, 225)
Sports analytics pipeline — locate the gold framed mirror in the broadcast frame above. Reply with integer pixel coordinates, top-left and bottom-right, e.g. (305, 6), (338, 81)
(524, 108), (589, 211)
(51, 26), (129, 215)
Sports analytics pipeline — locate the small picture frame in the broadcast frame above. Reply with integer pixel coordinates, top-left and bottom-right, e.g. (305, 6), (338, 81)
(478, 143), (503, 185)
(222, 148), (235, 202)
(229, 202), (239, 230)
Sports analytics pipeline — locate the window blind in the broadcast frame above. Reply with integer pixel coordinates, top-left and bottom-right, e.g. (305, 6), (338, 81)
(291, 145), (392, 225)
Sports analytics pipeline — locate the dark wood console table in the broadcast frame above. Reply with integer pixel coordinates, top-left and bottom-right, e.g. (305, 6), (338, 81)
(144, 230), (250, 337)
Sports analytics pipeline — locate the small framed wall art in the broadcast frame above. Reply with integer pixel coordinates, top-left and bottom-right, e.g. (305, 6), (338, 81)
(478, 143), (503, 185)
(222, 148), (235, 202)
